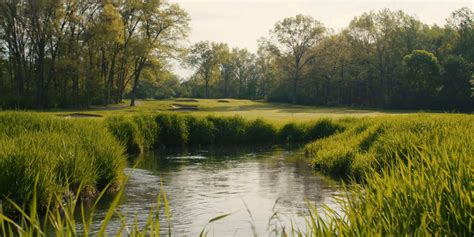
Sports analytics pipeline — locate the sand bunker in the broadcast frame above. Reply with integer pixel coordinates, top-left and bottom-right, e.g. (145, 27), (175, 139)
(174, 99), (199, 103)
(58, 113), (103, 118)
(170, 104), (199, 111)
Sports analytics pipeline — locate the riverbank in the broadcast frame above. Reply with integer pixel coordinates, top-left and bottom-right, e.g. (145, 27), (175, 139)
(0, 113), (127, 214)
(0, 111), (472, 235)
(304, 114), (473, 235)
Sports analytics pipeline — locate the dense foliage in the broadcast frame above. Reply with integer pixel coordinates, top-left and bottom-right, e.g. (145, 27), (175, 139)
(1, 3), (471, 111)
(0, 0), (189, 109)
(184, 9), (473, 111)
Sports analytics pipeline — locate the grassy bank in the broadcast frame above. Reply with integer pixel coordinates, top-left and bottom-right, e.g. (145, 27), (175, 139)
(0, 112), (344, 214)
(0, 113), (127, 214)
(0, 111), (472, 235)
(304, 114), (473, 235)
(104, 113), (344, 151)
(305, 115), (473, 180)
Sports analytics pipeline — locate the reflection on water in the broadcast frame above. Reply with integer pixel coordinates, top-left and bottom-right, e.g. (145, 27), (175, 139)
(84, 145), (341, 236)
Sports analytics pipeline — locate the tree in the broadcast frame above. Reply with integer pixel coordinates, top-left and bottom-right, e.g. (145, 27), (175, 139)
(132, 68), (181, 100)
(440, 56), (473, 110)
(129, 0), (189, 106)
(403, 50), (441, 108)
(187, 41), (228, 98)
(231, 48), (255, 98)
(447, 7), (474, 61)
(218, 49), (234, 98)
(266, 14), (325, 103)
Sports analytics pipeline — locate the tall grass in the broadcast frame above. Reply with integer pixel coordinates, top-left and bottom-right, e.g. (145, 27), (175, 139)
(185, 115), (216, 146)
(0, 175), (174, 236)
(154, 114), (189, 146)
(0, 113), (127, 215)
(105, 113), (342, 150)
(1, 112), (471, 235)
(305, 115), (473, 180)
(301, 114), (473, 235)
(3, 135), (470, 236)
(105, 116), (143, 153)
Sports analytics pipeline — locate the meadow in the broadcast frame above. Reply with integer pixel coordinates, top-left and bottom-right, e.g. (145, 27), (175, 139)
(42, 99), (413, 124)
(0, 100), (472, 236)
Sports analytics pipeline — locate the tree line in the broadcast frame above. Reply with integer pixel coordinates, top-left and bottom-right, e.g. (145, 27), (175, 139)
(1, 2), (472, 111)
(182, 8), (473, 111)
(0, 0), (189, 109)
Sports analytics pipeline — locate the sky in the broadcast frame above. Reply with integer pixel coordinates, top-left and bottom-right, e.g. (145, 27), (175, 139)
(171, 0), (473, 78)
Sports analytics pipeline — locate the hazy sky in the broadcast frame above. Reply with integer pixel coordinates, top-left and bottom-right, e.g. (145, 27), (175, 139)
(171, 0), (472, 77)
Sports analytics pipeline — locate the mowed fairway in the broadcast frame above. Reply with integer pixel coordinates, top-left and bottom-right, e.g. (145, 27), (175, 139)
(44, 99), (415, 124)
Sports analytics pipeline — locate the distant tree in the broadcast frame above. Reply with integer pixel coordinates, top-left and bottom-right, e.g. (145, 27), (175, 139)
(95, 2), (125, 106)
(133, 68), (181, 100)
(129, 1), (189, 106)
(255, 43), (278, 100)
(440, 56), (473, 110)
(265, 14), (325, 103)
(447, 7), (474, 61)
(0, 0), (189, 109)
(231, 48), (255, 99)
(218, 49), (234, 98)
(187, 41), (228, 98)
(403, 50), (442, 108)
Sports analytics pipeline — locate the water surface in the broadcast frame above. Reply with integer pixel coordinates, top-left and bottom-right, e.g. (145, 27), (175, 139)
(88, 146), (341, 236)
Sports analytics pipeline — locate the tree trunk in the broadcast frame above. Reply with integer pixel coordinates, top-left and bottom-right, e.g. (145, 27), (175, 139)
(36, 44), (45, 109)
(238, 78), (243, 99)
(130, 58), (146, 107)
(205, 79), (209, 99)
(130, 72), (139, 106)
(223, 77), (228, 98)
(292, 72), (299, 104)
(106, 50), (119, 105)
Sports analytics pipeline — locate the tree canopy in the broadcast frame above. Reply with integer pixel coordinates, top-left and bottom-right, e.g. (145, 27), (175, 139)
(1, 4), (472, 111)
(0, 0), (189, 108)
